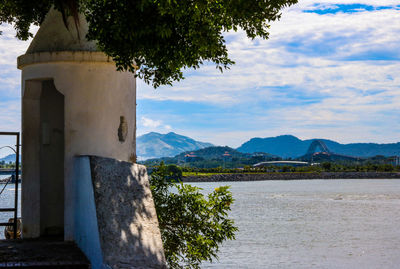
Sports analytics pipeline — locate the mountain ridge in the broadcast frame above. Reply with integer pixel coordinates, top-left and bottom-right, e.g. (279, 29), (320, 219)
(137, 132), (213, 160)
(2, 133), (398, 162)
(138, 132), (400, 160)
(237, 135), (400, 158)
(0, 154), (21, 163)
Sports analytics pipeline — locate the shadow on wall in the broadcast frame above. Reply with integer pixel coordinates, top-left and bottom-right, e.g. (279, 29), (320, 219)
(75, 156), (166, 268)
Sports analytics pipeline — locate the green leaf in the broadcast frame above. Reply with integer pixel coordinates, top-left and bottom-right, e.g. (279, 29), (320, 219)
(0, 0), (298, 87)
(149, 162), (238, 268)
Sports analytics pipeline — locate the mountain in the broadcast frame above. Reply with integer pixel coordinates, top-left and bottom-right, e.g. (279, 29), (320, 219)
(137, 132), (213, 160)
(0, 154), (21, 163)
(237, 135), (400, 158)
(238, 135), (306, 158)
(142, 146), (279, 168)
(175, 146), (252, 159)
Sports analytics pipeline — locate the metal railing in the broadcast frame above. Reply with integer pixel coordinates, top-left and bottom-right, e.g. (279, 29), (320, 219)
(0, 132), (20, 239)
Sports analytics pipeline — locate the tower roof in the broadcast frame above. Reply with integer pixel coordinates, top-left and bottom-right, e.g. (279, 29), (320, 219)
(26, 8), (98, 54)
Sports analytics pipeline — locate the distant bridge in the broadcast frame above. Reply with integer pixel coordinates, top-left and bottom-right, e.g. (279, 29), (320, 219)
(301, 139), (358, 162)
(306, 140), (330, 155)
(253, 161), (309, 167)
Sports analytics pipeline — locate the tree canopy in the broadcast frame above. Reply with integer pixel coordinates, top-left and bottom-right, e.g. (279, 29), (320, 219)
(0, 0), (298, 87)
(150, 163), (237, 268)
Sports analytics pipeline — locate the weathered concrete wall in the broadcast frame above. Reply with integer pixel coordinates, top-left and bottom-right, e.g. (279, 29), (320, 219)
(21, 81), (41, 237)
(90, 156), (166, 268)
(20, 59), (136, 162)
(183, 172), (400, 182)
(20, 60), (136, 239)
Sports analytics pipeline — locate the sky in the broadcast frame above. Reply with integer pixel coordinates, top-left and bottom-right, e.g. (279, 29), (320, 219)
(0, 0), (399, 157)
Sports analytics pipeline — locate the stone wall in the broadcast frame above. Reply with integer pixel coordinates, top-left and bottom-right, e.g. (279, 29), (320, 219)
(183, 172), (400, 182)
(90, 156), (166, 269)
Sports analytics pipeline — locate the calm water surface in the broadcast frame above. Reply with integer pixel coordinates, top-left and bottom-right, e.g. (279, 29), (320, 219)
(192, 179), (400, 269)
(1, 179), (399, 268)
(0, 176), (21, 239)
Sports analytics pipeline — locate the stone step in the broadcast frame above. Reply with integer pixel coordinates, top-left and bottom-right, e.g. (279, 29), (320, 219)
(0, 239), (90, 268)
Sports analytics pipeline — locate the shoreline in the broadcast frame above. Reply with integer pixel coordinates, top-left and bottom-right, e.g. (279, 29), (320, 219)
(0, 176), (21, 184)
(182, 171), (400, 182)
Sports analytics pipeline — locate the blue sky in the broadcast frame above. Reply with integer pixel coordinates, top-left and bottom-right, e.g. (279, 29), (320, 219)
(1, 0), (400, 156)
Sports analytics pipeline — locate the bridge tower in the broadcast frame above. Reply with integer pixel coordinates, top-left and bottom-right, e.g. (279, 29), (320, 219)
(305, 140), (331, 162)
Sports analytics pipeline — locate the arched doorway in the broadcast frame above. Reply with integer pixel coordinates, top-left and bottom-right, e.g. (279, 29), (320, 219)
(39, 80), (64, 236)
(22, 79), (64, 237)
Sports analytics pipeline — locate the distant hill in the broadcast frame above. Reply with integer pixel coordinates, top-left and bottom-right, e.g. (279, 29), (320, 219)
(142, 146), (279, 168)
(237, 135), (400, 158)
(175, 146), (251, 159)
(137, 132), (213, 160)
(0, 154), (21, 163)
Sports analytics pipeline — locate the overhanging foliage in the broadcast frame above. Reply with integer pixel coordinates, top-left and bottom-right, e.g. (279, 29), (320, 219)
(0, 0), (297, 87)
(150, 163), (237, 268)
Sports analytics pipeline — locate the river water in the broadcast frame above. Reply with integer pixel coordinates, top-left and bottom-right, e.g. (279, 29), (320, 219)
(0, 179), (399, 268)
(193, 179), (400, 269)
(0, 175), (21, 240)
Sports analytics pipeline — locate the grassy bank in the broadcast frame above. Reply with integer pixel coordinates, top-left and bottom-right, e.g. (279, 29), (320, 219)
(182, 171), (400, 182)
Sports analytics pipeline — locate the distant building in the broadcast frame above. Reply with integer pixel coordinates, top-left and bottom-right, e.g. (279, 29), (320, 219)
(388, 156), (400, 166)
(222, 151), (232, 161)
(253, 161), (309, 167)
(184, 152), (198, 162)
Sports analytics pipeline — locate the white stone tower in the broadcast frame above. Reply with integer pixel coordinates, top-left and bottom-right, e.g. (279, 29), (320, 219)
(18, 8), (166, 268)
(18, 9), (136, 240)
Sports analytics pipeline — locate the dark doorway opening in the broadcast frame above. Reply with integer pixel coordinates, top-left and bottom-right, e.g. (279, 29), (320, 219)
(39, 80), (64, 237)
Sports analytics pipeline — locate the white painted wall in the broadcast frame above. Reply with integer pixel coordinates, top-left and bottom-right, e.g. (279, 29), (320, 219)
(20, 55), (136, 240)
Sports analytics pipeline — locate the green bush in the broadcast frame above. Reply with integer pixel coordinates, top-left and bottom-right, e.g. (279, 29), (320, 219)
(150, 163), (237, 268)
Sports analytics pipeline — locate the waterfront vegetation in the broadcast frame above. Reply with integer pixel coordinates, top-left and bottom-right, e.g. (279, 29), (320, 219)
(142, 146), (399, 170)
(149, 163), (237, 268)
(0, 161), (18, 169)
(147, 162), (400, 179)
(179, 162), (400, 175)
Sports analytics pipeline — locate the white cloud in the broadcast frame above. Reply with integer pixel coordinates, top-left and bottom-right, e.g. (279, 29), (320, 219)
(0, 99), (20, 129)
(136, 3), (400, 144)
(0, 24), (35, 66)
(0, 23), (33, 140)
(0, 4), (399, 147)
(138, 116), (174, 135)
(0, 99), (21, 157)
(139, 7), (400, 103)
(141, 116), (162, 128)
